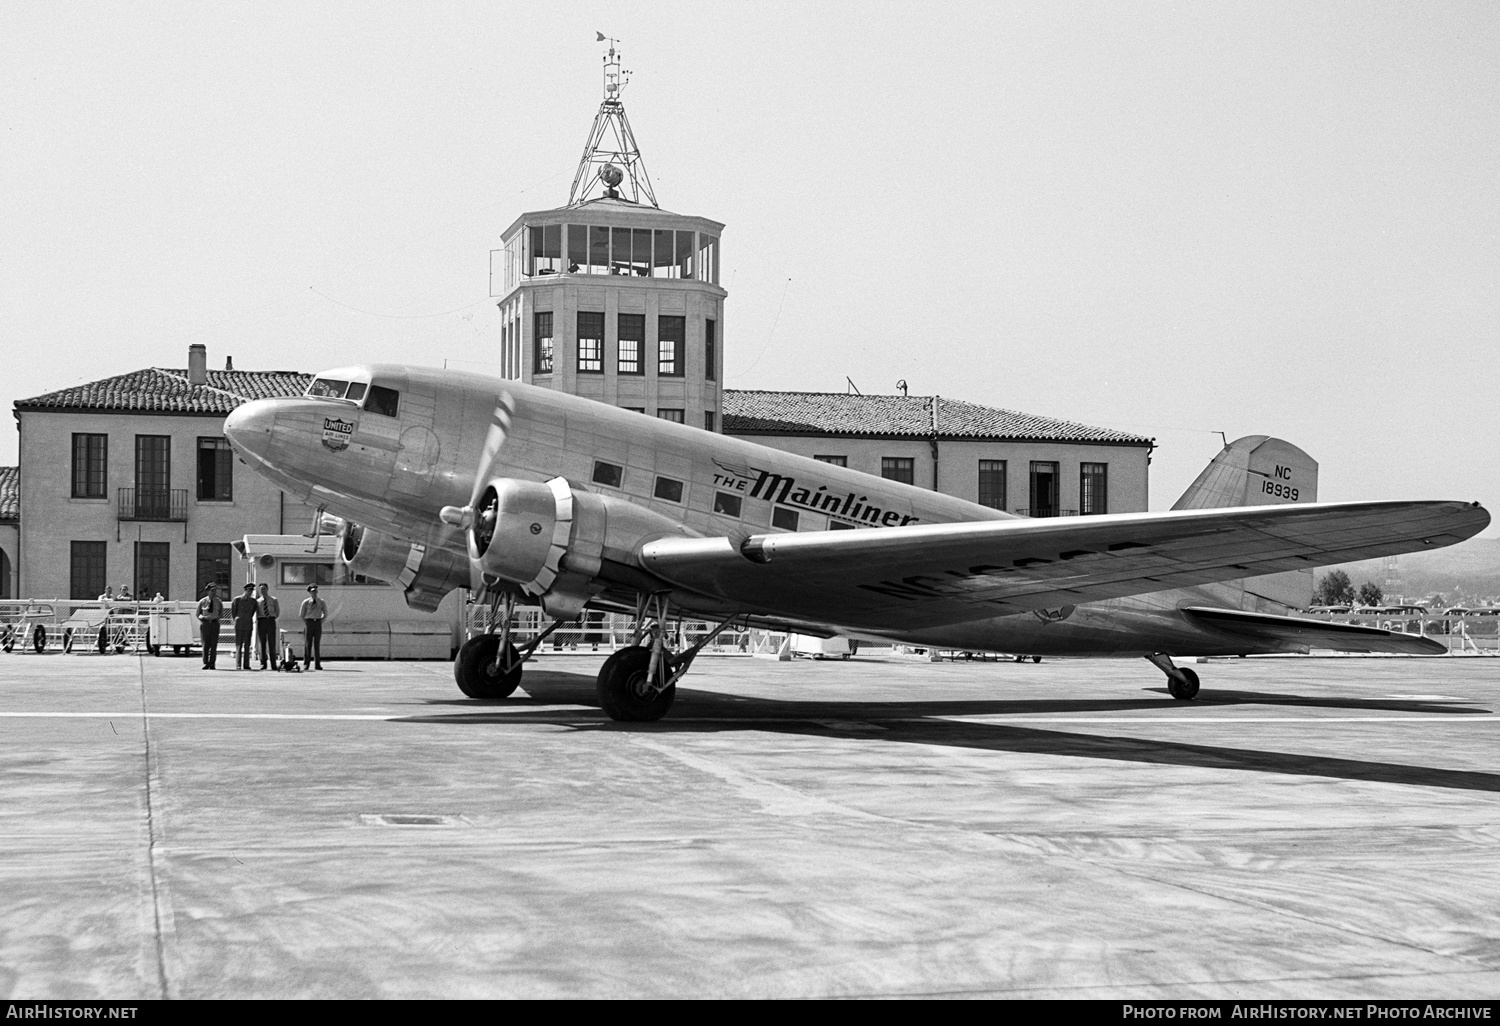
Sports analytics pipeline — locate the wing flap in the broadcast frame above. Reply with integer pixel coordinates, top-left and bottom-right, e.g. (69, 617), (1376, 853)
(1180, 606), (1447, 655)
(639, 500), (1488, 632)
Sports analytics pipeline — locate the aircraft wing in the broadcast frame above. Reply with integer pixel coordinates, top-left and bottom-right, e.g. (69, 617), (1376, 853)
(1179, 606), (1446, 655)
(639, 500), (1488, 632)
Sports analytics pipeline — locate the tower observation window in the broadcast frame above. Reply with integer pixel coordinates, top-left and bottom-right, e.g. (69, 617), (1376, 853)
(696, 235), (718, 285)
(588, 226), (610, 275)
(568, 224), (587, 274)
(527, 225), (562, 276)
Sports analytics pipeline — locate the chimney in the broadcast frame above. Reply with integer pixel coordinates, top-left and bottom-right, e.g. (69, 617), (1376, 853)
(188, 344), (207, 385)
(225, 356), (234, 371)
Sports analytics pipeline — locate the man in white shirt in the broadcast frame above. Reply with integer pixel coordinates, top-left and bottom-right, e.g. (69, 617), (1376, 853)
(298, 585), (328, 670)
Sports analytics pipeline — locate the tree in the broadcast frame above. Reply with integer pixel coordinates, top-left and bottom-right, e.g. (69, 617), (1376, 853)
(1314, 569), (1356, 605)
(1358, 581), (1384, 607)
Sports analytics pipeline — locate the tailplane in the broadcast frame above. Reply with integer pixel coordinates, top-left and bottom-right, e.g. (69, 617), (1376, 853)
(1172, 435), (1318, 510)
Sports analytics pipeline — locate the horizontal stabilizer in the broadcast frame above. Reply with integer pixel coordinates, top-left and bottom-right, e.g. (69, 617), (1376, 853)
(1180, 606), (1446, 655)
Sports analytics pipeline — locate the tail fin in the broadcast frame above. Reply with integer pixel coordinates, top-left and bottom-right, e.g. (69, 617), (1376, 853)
(1172, 435), (1318, 510)
(1173, 436), (1319, 610)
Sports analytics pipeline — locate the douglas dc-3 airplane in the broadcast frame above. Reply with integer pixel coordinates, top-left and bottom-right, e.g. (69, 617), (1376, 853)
(222, 364), (1489, 721)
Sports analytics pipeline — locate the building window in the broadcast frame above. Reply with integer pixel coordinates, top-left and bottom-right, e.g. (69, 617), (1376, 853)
(589, 226), (610, 275)
(697, 234), (719, 285)
(978, 460), (1006, 510)
(578, 312), (604, 373)
(704, 411), (715, 432)
(653, 476), (684, 503)
(813, 455), (847, 467)
(591, 460), (623, 488)
(881, 457), (914, 485)
(618, 314), (644, 375)
(705, 319), (716, 382)
(71, 433), (107, 499)
(658, 315), (684, 376)
(713, 491), (742, 516)
(196, 543), (232, 597)
(197, 437), (233, 501)
(1029, 462), (1061, 517)
(622, 407), (646, 414)
(135, 541), (170, 600)
(656, 408), (685, 424)
(1080, 462), (1108, 515)
(534, 311), (554, 374)
(70, 541), (106, 600)
(281, 562), (334, 586)
(135, 435), (172, 519)
(772, 506), (799, 531)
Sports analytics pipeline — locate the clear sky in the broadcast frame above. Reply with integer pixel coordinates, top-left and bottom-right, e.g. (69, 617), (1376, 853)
(3, 1), (1496, 533)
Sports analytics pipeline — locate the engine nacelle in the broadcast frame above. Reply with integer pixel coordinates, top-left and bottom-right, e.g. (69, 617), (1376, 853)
(470, 477), (608, 620)
(341, 523), (468, 613)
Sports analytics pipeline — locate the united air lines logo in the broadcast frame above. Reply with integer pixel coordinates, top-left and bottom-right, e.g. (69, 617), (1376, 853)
(712, 459), (922, 529)
(321, 417), (354, 452)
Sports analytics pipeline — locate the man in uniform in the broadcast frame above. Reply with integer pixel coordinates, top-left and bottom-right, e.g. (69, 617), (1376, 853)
(196, 583), (224, 669)
(230, 583), (257, 670)
(255, 582), (280, 670)
(299, 584), (328, 670)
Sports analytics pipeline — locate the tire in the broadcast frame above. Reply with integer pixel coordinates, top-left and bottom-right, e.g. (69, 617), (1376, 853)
(173, 645), (183, 655)
(33, 624), (46, 653)
(1168, 666), (1201, 701)
(1031, 655), (1043, 663)
(596, 645), (676, 722)
(97, 628), (108, 654)
(2, 625), (13, 653)
(62, 629), (74, 653)
(453, 635), (523, 699)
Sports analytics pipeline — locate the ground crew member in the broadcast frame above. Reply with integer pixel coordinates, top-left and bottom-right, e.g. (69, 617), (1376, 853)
(299, 584), (327, 670)
(231, 583), (257, 670)
(197, 584), (224, 669)
(255, 583), (280, 670)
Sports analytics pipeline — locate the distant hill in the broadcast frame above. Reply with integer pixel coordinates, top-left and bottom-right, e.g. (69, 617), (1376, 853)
(1321, 537), (1500, 605)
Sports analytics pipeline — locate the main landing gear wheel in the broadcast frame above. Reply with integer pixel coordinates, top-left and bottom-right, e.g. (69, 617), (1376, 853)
(453, 634), (523, 700)
(1167, 666), (1200, 701)
(597, 645), (676, 723)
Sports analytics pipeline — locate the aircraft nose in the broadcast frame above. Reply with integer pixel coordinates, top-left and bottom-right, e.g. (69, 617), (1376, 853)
(224, 399), (278, 467)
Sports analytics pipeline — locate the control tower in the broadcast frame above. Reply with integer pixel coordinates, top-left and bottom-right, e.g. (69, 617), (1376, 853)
(491, 39), (726, 431)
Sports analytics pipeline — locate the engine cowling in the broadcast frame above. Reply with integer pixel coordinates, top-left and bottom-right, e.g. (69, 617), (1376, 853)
(341, 523), (468, 613)
(470, 477), (608, 620)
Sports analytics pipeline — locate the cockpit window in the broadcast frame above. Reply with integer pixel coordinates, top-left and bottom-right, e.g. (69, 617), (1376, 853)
(345, 382), (367, 402)
(307, 378), (352, 399)
(366, 385), (400, 417)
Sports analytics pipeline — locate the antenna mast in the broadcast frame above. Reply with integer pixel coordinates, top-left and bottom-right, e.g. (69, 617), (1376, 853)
(568, 35), (659, 208)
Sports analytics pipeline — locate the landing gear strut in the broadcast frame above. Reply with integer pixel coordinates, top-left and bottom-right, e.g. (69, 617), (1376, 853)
(1146, 653), (1200, 700)
(453, 592), (564, 700)
(596, 595), (737, 722)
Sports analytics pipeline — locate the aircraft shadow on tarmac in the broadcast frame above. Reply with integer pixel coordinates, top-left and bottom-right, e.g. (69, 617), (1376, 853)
(397, 670), (1500, 794)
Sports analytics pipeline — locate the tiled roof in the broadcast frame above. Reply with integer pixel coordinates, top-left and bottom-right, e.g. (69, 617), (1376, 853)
(0, 466), (16, 521)
(722, 390), (1152, 445)
(14, 368), (311, 415)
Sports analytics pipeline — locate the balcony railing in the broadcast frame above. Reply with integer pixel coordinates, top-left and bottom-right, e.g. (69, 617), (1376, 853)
(118, 488), (188, 522)
(1012, 507), (1079, 518)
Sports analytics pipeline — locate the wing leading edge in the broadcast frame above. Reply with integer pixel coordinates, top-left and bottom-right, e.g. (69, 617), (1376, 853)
(639, 500), (1488, 632)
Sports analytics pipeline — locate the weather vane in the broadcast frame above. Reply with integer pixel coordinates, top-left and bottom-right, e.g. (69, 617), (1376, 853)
(568, 33), (658, 207)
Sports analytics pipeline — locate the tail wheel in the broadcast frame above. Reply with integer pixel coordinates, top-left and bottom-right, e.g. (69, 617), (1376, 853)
(1168, 666), (1201, 701)
(453, 634), (523, 699)
(597, 645), (676, 722)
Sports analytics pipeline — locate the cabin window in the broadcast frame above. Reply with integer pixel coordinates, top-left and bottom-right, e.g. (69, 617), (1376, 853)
(591, 461), (624, 488)
(653, 477), (684, 503)
(829, 520), (856, 531)
(366, 385), (400, 417)
(772, 506), (800, 531)
(713, 491), (742, 516)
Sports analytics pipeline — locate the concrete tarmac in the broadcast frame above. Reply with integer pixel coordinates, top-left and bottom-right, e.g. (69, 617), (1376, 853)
(1, 649), (1497, 999)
